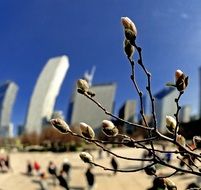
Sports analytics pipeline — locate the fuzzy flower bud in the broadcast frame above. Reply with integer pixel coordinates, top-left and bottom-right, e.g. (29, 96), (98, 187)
(121, 17), (137, 44)
(77, 79), (89, 93)
(175, 70), (183, 81)
(175, 70), (188, 92)
(79, 152), (93, 163)
(124, 39), (135, 58)
(164, 178), (177, 190)
(166, 116), (177, 134)
(102, 120), (118, 137)
(50, 118), (71, 133)
(193, 136), (201, 149)
(121, 17), (137, 36)
(80, 122), (95, 139)
(176, 135), (186, 147)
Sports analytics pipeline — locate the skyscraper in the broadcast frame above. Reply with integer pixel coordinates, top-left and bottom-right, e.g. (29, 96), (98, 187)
(154, 87), (178, 133)
(199, 67), (201, 118)
(67, 83), (116, 129)
(118, 100), (136, 134)
(179, 105), (191, 123)
(0, 81), (18, 137)
(25, 55), (69, 134)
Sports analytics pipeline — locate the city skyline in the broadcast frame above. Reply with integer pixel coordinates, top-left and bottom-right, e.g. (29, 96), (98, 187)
(0, 1), (201, 133)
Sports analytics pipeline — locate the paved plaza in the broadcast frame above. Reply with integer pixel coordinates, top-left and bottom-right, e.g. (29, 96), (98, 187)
(0, 147), (200, 190)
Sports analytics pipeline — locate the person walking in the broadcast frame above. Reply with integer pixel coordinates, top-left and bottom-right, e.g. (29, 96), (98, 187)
(57, 170), (70, 190)
(39, 172), (49, 190)
(27, 160), (33, 176)
(111, 157), (118, 175)
(47, 161), (57, 186)
(5, 155), (11, 171)
(62, 158), (71, 182)
(34, 161), (41, 175)
(85, 166), (95, 190)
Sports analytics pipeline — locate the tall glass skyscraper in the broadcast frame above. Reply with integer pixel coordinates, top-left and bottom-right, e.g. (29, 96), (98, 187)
(154, 87), (178, 133)
(0, 81), (18, 137)
(67, 83), (116, 129)
(25, 55), (69, 134)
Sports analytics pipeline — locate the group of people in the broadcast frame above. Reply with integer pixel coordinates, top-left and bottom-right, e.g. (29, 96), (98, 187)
(25, 158), (99, 190)
(26, 158), (72, 190)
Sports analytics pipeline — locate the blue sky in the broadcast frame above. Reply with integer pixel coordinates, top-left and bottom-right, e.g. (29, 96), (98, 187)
(0, 1), (201, 131)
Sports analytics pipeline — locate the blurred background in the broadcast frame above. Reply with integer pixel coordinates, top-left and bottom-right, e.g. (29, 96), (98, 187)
(0, 1), (201, 189)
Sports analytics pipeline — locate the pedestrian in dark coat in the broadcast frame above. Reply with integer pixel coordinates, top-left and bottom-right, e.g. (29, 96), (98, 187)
(57, 170), (70, 190)
(48, 161), (57, 186)
(111, 157), (118, 175)
(85, 166), (95, 190)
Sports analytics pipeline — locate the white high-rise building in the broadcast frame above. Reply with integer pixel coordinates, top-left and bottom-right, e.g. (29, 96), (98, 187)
(179, 105), (191, 123)
(118, 100), (136, 134)
(0, 81), (18, 137)
(25, 55), (69, 134)
(155, 87), (178, 133)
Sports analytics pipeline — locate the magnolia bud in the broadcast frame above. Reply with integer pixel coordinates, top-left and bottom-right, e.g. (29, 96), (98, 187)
(121, 17), (137, 44)
(166, 116), (177, 133)
(164, 178), (177, 190)
(79, 152), (93, 163)
(124, 39), (135, 58)
(121, 17), (137, 36)
(102, 120), (118, 137)
(193, 136), (201, 149)
(144, 165), (156, 176)
(77, 79), (89, 93)
(175, 70), (183, 81)
(175, 70), (188, 92)
(124, 29), (136, 44)
(50, 118), (71, 133)
(80, 122), (95, 139)
(176, 135), (186, 147)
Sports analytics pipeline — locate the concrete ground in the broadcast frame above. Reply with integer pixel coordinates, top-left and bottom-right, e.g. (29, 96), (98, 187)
(0, 147), (200, 190)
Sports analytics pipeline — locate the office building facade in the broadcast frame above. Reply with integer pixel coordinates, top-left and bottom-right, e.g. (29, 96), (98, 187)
(179, 105), (191, 123)
(67, 83), (116, 130)
(154, 87), (178, 133)
(0, 81), (18, 137)
(25, 55), (69, 133)
(118, 100), (136, 134)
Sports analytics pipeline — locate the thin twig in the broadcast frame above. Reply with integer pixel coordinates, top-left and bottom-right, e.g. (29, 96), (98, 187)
(174, 91), (184, 141)
(82, 91), (152, 131)
(90, 161), (156, 173)
(158, 170), (178, 178)
(69, 131), (153, 162)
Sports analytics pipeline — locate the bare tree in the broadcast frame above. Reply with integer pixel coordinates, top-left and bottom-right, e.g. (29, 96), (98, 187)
(50, 17), (201, 189)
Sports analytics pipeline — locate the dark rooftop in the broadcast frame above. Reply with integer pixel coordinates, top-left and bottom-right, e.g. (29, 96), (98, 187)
(154, 87), (176, 99)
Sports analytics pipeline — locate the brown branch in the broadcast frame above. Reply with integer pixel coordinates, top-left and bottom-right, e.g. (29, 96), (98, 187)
(81, 91), (153, 131)
(174, 91), (184, 141)
(69, 131), (153, 162)
(89, 161), (156, 173)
